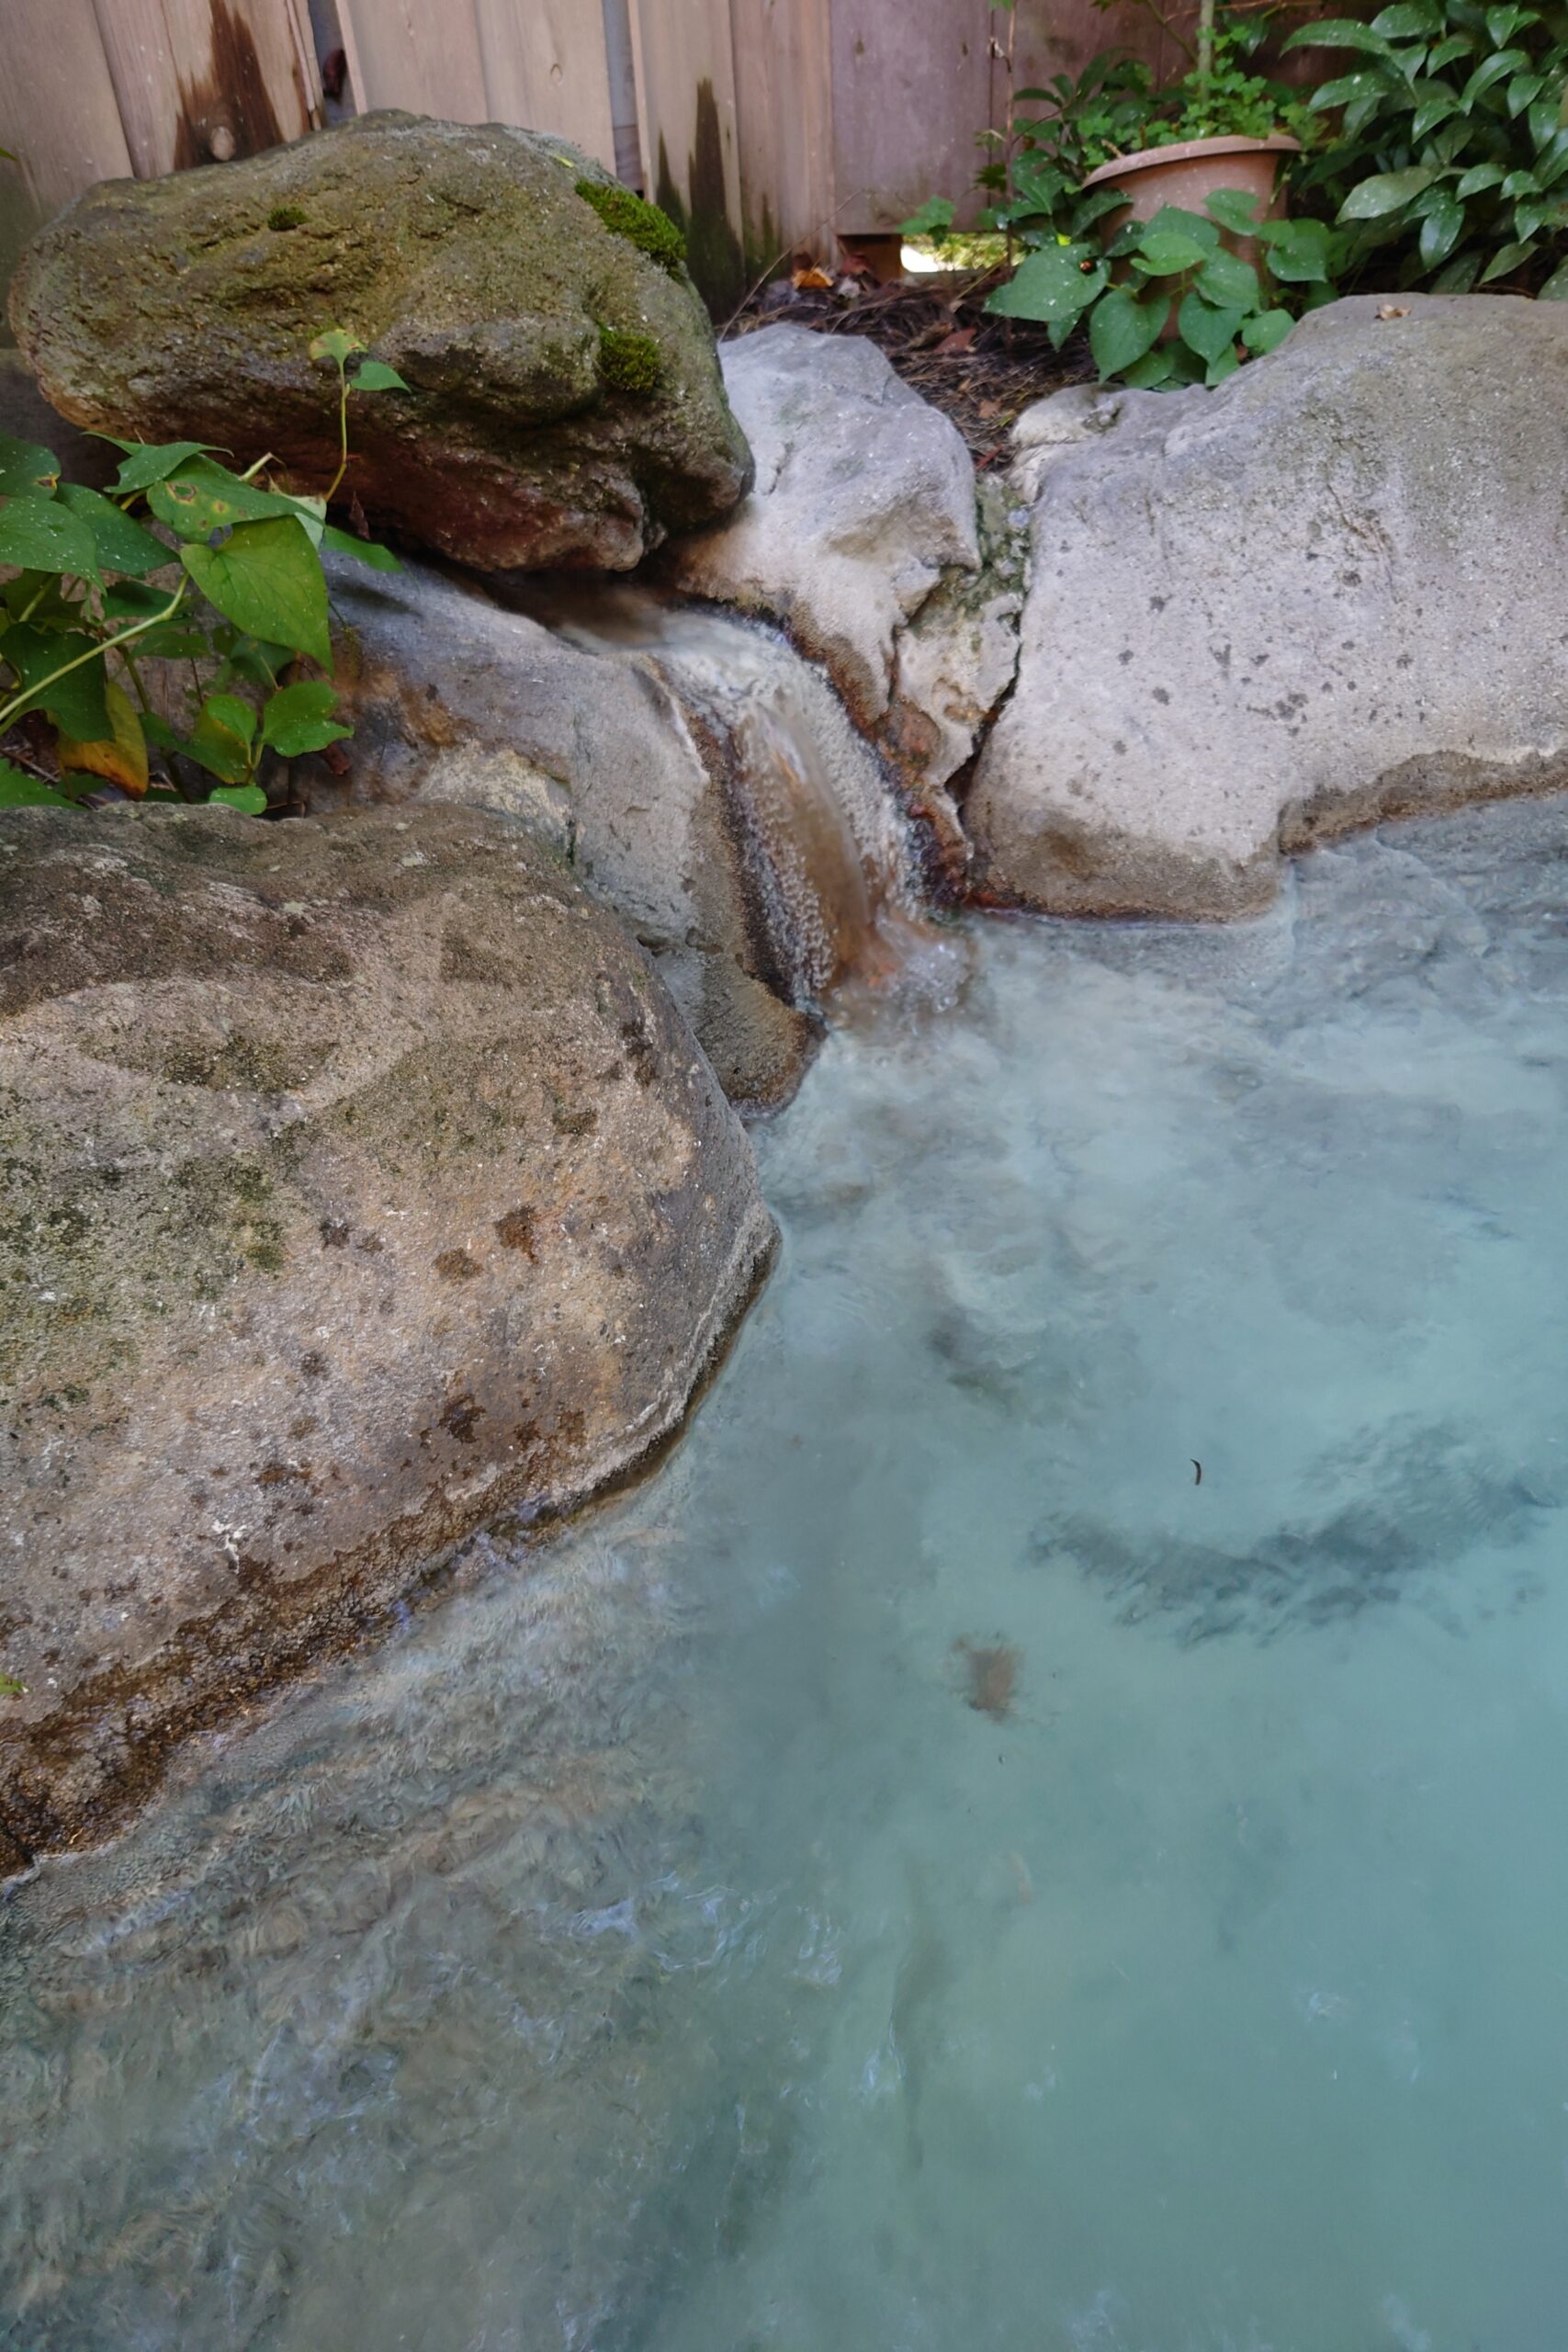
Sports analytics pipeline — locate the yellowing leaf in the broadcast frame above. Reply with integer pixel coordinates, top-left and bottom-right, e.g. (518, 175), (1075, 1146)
(56, 678), (150, 797)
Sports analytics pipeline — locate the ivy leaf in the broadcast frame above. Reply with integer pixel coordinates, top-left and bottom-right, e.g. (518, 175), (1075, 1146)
(1, 625), (111, 738)
(208, 784), (268, 815)
(1337, 164), (1438, 217)
(320, 522), (400, 572)
(182, 695), (257, 786)
(1206, 348), (1243, 387)
(148, 458), (299, 542)
(0, 758), (73, 809)
(107, 439), (221, 495)
(1121, 348), (1178, 388)
(1134, 227), (1213, 274)
(181, 517), (332, 670)
(1089, 285), (1167, 379)
(55, 484), (168, 579)
(1205, 187), (1269, 234)
(1241, 308), (1296, 355)
(987, 245), (1105, 322)
(0, 497), (99, 582)
(1266, 219), (1335, 281)
(260, 678), (352, 756)
(309, 327), (364, 368)
(1177, 293), (1246, 361)
(0, 431), (59, 500)
(1195, 246), (1261, 306)
(56, 677), (150, 797)
(350, 358), (411, 393)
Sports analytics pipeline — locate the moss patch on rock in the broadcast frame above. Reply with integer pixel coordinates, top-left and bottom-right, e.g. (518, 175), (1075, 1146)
(599, 324), (663, 397)
(574, 176), (687, 273)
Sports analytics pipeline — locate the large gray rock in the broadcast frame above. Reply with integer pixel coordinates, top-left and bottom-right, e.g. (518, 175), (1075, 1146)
(321, 558), (912, 1106)
(9, 113), (752, 571)
(969, 296), (1568, 917)
(0, 803), (773, 1864)
(661, 326), (1021, 871)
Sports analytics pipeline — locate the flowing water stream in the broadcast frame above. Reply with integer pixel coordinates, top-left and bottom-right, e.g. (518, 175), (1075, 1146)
(7, 797), (1568, 2349)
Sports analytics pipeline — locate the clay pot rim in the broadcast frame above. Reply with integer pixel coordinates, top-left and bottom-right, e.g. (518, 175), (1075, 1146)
(1081, 132), (1303, 188)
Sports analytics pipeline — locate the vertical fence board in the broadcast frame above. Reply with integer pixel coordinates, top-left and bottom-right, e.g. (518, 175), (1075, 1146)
(729, 0), (834, 269)
(332, 0), (488, 121)
(89, 0), (318, 178)
(2, 0), (133, 215)
(829, 0), (991, 232)
(474, 0), (617, 167)
(629, 0), (746, 312)
(1004, 0), (1201, 131)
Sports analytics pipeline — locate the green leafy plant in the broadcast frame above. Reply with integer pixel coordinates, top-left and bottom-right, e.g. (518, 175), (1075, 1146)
(988, 191), (1334, 383)
(0, 1670), (22, 1699)
(1286, 0), (1568, 293)
(0, 330), (406, 815)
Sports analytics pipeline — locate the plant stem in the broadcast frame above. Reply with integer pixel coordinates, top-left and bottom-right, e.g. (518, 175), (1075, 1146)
(325, 367), (351, 503)
(1198, 0), (1216, 84)
(0, 581), (189, 736)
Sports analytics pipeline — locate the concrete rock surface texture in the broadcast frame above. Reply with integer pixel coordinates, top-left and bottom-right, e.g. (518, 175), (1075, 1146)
(0, 803), (773, 1865)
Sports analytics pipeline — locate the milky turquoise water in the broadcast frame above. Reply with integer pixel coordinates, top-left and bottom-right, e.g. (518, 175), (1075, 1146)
(7, 801), (1568, 2350)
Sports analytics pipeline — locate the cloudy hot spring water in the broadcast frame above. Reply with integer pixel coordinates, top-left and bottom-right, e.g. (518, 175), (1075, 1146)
(6, 797), (1568, 2349)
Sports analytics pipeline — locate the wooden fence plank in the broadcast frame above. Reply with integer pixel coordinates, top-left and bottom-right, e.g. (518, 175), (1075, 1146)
(474, 0), (617, 168)
(89, 0), (319, 179)
(2, 0), (133, 216)
(829, 0), (992, 232)
(332, 0), (488, 122)
(629, 0), (746, 312)
(729, 0), (834, 270)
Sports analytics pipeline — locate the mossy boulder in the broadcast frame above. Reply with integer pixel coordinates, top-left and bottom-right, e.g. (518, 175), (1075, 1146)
(9, 113), (753, 571)
(0, 802), (773, 1865)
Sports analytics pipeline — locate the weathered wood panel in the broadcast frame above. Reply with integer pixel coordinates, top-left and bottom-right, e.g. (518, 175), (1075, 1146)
(474, 0), (618, 168)
(89, 0), (319, 178)
(333, 0), (489, 122)
(629, 0), (746, 312)
(829, 0), (993, 232)
(729, 0), (834, 269)
(1, 0), (133, 216)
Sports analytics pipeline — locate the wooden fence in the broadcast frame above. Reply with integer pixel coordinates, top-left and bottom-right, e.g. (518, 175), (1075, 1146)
(2, 0), (1195, 321)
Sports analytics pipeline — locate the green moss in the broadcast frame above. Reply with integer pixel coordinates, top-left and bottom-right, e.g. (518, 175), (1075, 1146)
(598, 324), (663, 397)
(266, 204), (307, 232)
(574, 178), (686, 274)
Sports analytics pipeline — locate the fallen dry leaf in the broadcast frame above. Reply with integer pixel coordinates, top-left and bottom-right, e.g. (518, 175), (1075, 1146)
(1376, 302), (1410, 320)
(791, 266), (833, 291)
(934, 326), (976, 356)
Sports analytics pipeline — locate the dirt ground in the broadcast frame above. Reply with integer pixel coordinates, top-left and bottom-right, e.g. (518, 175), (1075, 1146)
(725, 264), (1091, 467)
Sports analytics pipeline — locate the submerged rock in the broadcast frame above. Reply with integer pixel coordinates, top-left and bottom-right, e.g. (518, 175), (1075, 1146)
(662, 326), (1021, 868)
(9, 113), (752, 571)
(321, 557), (913, 1107)
(970, 295), (1568, 917)
(0, 803), (773, 1864)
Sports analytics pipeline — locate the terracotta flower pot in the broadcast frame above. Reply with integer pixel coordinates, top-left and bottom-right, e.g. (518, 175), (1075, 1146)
(1081, 132), (1301, 257)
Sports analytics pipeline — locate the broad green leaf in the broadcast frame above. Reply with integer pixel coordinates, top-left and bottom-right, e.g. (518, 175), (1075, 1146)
(350, 358), (411, 393)
(1337, 164), (1438, 217)
(1486, 4), (1539, 41)
(148, 458), (299, 541)
(101, 578), (177, 622)
(1455, 160), (1507, 194)
(0, 497), (99, 581)
(1195, 246), (1261, 306)
(55, 484), (168, 578)
(320, 522), (400, 572)
(1372, 0), (1443, 32)
(310, 327), (365, 368)
(1419, 191), (1467, 263)
(1089, 285), (1166, 379)
(181, 515), (332, 669)
(1460, 47), (1529, 106)
(1205, 186), (1268, 234)
(208, 784), (268, 815)
(1412, 90), (1462, 134)
(1206, 348), (1242, 387)
(107, 439), (220, 494)
(1513, 192), (1563, 236)
(1478, 234), (1539, 277)
(0, 431), (59, 500)
(260, 678), (352, 756)
(1241, 308), (1295, 355)
(57, 677), (150, 796)
(1177, 293), (1246, 361)
(1431, 245), (1484, 288)
(1286, 17), (1395, 51)
(203, 692), (257, 746)
(182, 699), (255, 786)
(1141, 205), (1221, 249)
(1310, 69), (1404, 109)
(2, 624), (112, 738)
(1134, 228), (1213, 274)
(1539, 254), (1568, 295)
(1427, 32), (1475, 68)
(0, 758), (73, 809)
(1507, 70), (1547, 114)
(1503, 165), (1543, 193)
(1121, 348), (1177, 388)
(1267, 219), (1335, 281)
(987, 245), (1104, 322)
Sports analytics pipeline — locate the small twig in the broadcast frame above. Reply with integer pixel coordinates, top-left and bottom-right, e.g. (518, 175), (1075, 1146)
(719, 184), (874, 337)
